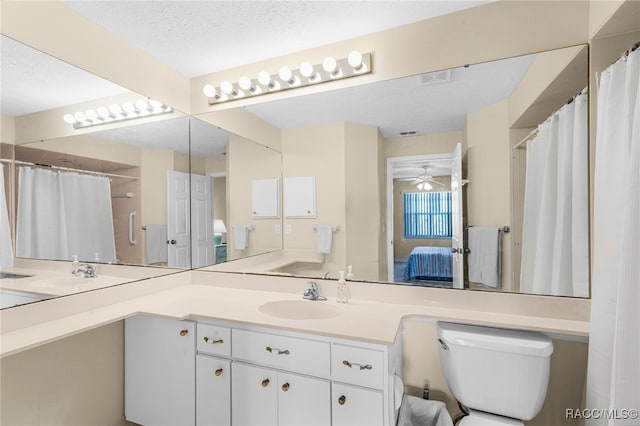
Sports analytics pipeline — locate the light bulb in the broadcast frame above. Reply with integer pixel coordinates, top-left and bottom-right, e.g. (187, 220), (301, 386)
(203, 84), (216, 97)
(300, 62), (315, 78)
(322, 56), (338, 73)
(238, 76), (253, 91)
(348, 50), (364, 70)
(148, 99), (163, 109)
(258, 71), (272, 86)
(63, 113), (76, 124)
(85, 109), (98, 121)
(278, 66), (292, 82)
(74, 111), (87, 122)
(109, 104), (123, 115)
(97, 107), (110, 118)
(220, 81), (235, 95)
(122, 102), (135, 114)
(135, 99), (149, 111)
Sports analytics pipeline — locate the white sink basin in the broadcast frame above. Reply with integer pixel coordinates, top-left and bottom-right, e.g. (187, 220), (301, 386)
(259, 300), (342, 320)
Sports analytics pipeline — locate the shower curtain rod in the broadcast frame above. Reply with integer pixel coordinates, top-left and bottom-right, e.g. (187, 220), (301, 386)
(14, 160), (139, 180)
(513, 86), (588, 150)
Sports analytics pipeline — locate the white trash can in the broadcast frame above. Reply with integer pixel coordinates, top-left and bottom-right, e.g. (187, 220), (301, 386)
(397, 395), (453, 426)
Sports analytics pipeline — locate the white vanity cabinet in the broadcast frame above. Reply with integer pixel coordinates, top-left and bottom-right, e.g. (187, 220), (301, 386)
(125, 316), (402, 426)
(125, 316), (196, 426)
(231, 362), (331, 426)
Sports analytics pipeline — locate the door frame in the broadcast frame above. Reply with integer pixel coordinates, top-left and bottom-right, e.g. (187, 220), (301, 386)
(386, 152), (456, 283)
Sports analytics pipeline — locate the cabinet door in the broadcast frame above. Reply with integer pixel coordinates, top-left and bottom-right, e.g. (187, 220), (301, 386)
(278, 372), (330, 426)
(232, 363), (277, 426)
(125, 316), (195, 426)
(332, 383), (384, 426)
(196, 355), (231, 426)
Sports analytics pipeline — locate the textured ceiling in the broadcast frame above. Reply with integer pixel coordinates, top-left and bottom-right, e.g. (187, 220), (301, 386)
(62, 0), (493, 78)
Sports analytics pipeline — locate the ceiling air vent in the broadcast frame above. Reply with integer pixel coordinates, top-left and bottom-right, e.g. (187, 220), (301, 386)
(399, 130), (417, 136)
(418, 69), (453, 86)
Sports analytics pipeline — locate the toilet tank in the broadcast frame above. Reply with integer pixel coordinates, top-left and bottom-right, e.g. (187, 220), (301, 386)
(437, 322), (553, 421)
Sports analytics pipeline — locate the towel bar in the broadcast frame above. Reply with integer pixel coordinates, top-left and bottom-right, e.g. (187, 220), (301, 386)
(313, 224), (339, 232)
(465, 226), (510, 233)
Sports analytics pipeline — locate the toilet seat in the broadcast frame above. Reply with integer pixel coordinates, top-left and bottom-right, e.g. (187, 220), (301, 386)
(459, 409), (524, 426)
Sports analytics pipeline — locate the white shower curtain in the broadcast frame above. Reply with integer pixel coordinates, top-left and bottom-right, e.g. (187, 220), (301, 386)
(16, 167), (116, 263)
(0, 163), (14, 269)
(520, 90), (589, 297)
(586, 47), (640, 425)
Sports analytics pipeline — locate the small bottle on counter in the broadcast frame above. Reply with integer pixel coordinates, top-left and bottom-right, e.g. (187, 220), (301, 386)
(71, 255), (79, 275)
(336, 270), (348, 304)
(346, 265), (354, 280)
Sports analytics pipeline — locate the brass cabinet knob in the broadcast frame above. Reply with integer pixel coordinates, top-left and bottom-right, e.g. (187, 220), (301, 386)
(282, 383), (290, 392)
(338, 395), (346, 405)
(214, 369), (223, 377)
(179, 329), (189, 336)
(204, 337), (224, 344)
(261, 378), (270, 387)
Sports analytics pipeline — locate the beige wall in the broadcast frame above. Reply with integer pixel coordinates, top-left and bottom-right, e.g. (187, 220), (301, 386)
(385, 131), (461, 159)
(227, 134), (282, 259)
(465, 99), (514, 292)
(0, 322), (130, 426)
(282, 123), (347, 274)
(1, 115), (16, 145)
(345, 122), (383, 281)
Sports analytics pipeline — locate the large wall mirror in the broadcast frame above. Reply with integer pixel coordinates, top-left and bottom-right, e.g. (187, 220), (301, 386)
(0, 35), (283, 308)
(210, 44), (589, 298)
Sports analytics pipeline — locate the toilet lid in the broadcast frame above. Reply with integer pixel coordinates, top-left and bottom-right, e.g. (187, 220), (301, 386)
(459, 410), (524, 426)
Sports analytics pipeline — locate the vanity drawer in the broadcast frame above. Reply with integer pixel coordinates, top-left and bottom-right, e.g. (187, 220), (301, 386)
(232, 329), (330, 376)
(331, 344), (384, 389)
(197, 324), (231, 357)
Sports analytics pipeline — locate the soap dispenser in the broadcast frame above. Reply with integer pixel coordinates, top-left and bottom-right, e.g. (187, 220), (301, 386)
(346, 265), (354, 280)
(336, 270), (348, 304)
(71, 255), (79, 275)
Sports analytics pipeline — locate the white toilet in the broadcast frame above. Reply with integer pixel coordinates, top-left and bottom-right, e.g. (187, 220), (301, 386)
(437, 322), (553, 425)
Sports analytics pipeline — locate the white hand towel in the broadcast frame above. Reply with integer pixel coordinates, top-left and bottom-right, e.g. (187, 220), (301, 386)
(233, 225), (248, 250)
(145, 226), (167, 265)
(316, 225), (333, 254)
(468, 227), (501, 288)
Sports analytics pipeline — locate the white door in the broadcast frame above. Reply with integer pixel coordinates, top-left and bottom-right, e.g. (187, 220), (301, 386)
(196, 355), (231, 426)
(278, 372), (330, 426)
(167, 171), (190, 268)
(450, 143), (464, 289)
(331, 383), (383, 426)
(191, 174), (214, 268)
(232, 363), (277, 426)
(125, 316), (195, 426)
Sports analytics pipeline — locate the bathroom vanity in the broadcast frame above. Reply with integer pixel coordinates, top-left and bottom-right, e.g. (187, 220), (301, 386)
(125, 315), (403, 426)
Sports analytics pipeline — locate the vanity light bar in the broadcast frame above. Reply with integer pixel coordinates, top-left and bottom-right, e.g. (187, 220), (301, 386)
(62, 99), (172, 129)
(203, 51), (371, 104)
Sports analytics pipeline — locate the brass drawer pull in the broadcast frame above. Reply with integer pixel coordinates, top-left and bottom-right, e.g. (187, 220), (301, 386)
(261, 378), (270, 387)
(282, 383), (290, 392)
(214, 369), (223, 377)
(338, 395), (346, 405)
(266, 346), (290, 355)
(179, 329), (189, 336)
(342, 360), (372, 370)
(203, 337), (224, 344)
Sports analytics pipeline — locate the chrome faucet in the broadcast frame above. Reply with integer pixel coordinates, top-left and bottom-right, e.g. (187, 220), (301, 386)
(72, 263), (97, 278)
(303, 281), (326, 301)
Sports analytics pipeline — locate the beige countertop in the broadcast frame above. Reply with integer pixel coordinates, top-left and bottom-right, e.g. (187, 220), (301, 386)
(0, 269), (590, 358)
